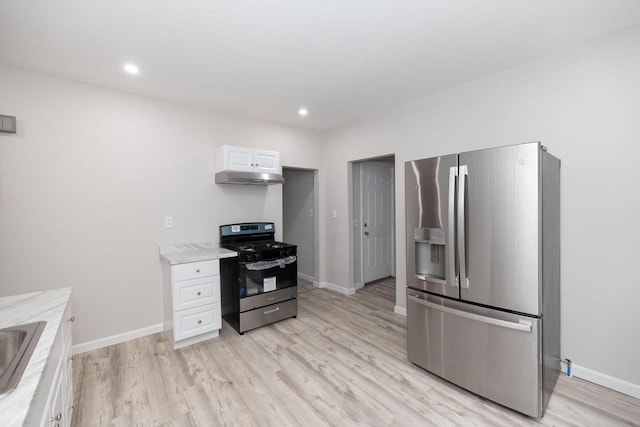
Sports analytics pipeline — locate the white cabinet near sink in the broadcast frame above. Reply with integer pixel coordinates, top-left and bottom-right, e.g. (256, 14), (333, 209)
(215, 145), (280, 174)
(162, 259), (222, 350)
(39, 301), (74, 427)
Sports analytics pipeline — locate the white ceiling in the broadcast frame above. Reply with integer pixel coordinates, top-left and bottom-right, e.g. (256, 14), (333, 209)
(1, 1), (639, 130)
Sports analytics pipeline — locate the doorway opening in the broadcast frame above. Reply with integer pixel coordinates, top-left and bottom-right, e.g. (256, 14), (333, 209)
(282, 167), (319, 290)
(350, 155), (395, 291)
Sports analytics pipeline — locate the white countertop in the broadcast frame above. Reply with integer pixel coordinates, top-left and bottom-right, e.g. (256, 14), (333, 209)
(159, 242), (237, 264)
(0, 288), (72, 427)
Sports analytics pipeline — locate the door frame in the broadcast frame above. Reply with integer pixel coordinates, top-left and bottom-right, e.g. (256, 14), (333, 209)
(348, 155), (395, 289)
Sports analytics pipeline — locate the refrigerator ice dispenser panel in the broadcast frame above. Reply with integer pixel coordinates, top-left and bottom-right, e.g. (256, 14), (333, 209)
(414, 227), (446, 284)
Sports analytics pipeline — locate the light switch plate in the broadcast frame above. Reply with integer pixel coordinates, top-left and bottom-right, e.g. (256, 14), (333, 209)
(0, 115), (17, 134)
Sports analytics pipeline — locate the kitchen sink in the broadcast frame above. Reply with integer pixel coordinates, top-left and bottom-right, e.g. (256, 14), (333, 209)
(0, 321), (46, 395)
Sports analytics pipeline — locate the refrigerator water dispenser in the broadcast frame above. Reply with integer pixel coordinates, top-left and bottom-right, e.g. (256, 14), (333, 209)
(414, 227), (446, 283)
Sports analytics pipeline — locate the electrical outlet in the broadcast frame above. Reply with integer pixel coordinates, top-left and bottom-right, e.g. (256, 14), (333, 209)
(164, 216), (173, 229)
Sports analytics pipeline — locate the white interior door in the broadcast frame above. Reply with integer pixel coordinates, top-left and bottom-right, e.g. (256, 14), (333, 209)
(362, 161), (394, 283)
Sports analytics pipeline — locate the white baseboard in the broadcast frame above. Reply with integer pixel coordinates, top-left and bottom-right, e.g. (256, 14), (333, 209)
(173, 329), (219, 350)
(354, 281), (365, 290)
(297, 272), (314, 282)
(561, 362), (640, 399)
(316, 281), (356, 296)
(394, 306), (407, 316)
(72, 323), (164, 355)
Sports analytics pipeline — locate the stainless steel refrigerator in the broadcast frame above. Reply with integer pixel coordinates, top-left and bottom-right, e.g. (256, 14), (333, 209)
(405, 141), (560, 418)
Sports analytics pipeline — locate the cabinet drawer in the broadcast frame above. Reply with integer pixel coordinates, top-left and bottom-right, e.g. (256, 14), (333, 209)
(174, 303), (221, 341)
(173, 276), (220, 311)
(407, 290), (541, 417)
(171, 259), (219, 282)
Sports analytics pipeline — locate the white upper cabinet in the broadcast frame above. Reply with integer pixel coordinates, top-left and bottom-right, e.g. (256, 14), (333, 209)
(216, 145), (280, 174)
(253, 150), (279, 173)
(222, 146), (253, 172)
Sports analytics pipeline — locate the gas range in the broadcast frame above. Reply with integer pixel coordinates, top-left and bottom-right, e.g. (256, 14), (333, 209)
(219, 222), (298, 334)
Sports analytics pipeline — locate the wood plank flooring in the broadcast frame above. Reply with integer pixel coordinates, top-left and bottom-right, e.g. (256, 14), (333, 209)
(73, 279), (639, 426)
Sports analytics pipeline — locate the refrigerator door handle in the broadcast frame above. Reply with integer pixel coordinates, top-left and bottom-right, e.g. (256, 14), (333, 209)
(448, 166), (458, 287)
(457, 164), (469, 288)
(407, 294), (533, 332)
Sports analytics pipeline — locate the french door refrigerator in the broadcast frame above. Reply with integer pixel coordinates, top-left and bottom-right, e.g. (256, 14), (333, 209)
(405, 141), (560, 418)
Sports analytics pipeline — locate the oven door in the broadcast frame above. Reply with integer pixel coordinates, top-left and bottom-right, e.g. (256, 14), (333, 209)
(239, 255), (297, 297)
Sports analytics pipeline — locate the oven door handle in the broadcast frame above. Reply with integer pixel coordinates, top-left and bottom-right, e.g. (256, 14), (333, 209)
(245, 256), (297, 271)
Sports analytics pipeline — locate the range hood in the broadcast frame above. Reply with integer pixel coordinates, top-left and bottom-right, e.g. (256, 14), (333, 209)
(215, 170), (285, 185)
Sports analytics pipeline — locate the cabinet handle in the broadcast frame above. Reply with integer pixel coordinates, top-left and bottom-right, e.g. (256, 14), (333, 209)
(196, 291), (201, 296)
(69, 355), (76, 361)
(68, 316), (75, 322)
(251, 163), (254, 166)
(50, 412), (62, 421)
(196, 269), (200, 273)
(197, 320), (202, 324)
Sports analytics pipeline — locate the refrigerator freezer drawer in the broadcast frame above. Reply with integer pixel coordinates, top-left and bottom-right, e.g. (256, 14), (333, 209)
(407, 289), (542, 418)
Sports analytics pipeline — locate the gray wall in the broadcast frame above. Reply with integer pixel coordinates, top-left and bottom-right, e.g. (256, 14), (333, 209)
(320, 26), (640, 386)
(0, 65), (322, 345)
(282, 168), (315, 278)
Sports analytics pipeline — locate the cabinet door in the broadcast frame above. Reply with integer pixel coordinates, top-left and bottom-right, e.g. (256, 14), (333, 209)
(46, 373), (64, 427)
(61, 337), (73, 427)
(64, 375), (73, 427)
(61, 304), (73, 427)
(253, 149), (279, 173)
(223, 146), (253, 172)
(173, 303), (221, 341)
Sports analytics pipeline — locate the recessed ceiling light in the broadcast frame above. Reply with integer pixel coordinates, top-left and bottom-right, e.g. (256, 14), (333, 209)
(298, 108), (308, 117)
(123, 63), (140, 75)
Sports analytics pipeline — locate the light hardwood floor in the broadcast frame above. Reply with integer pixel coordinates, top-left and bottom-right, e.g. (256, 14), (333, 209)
(72, 279), (639, 426)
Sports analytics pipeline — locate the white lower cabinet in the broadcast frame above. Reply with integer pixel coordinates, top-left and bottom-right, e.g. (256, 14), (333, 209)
(45, 374), (63, 427)
(40, 302), (74, 427)
(174, 303), (221, 341)
(163, 259), (222, 349)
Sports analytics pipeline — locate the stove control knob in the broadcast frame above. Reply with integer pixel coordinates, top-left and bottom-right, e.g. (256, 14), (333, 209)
(245, 254), (254, 262)
(280, 249), (286, 257)
(255, 253), (261, 261)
